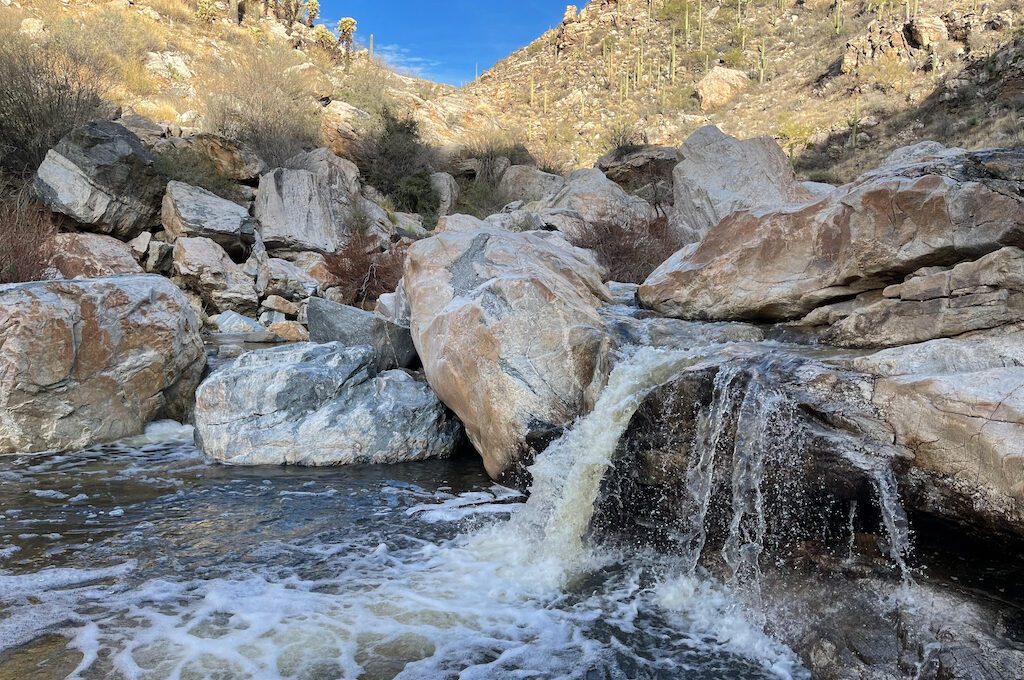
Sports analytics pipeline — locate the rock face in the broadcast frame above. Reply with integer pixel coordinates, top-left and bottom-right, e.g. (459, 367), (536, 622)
(253, 147), (373, 253)
(0, 276), (205, 454)
(430, 172), (459, 218)
(542, 168), (658, 233)
(34, 122), (164, 239)
(595, 145), (677, 202)
(824, 247), (1024, 348)
(48, 233), (144, 279)
(194, 343), (460, 466)
(498, 165), (566, 203)
(306, 297), (417, 369)
(694, 66), (749, 111)
(172, 237), (258, 315)
(404, 227), (613, 481)
(161, 181), (256, 257)
(185, 133), (266, 181)
(669, 126), (814, 243)
(639, 147), (1024, 321)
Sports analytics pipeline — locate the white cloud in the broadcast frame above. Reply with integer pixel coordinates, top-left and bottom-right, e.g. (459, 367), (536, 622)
(374, 43), (449, 81)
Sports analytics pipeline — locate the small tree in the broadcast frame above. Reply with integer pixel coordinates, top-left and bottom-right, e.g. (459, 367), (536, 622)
(305, 0), (320, 26)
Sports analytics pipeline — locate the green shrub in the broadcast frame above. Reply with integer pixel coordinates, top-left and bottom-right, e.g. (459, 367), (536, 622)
(357, 108), (440, 225)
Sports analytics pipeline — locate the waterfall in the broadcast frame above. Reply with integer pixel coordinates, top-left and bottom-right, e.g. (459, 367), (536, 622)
(470, 346), (698, 584)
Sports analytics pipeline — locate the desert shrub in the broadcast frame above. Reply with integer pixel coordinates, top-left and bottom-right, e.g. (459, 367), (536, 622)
(569, 217), (682, 284)
(455, 130), (536, 183)
(323, 234), (408, 309)
(604, 119), (648, 160)
(333, 60), (393, 117)
(0, 25), (110, 177)
(357, 108), (440, 225)
(198, 43), (323, 167)
(153, 146), (245, 201)
(0, 183), (58, 284)
(455, 180), (513, 219)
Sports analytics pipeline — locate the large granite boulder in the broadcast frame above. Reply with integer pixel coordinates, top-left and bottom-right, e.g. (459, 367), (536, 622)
(194, 343), (460, 466)
(161, 181), (256, 257)
(541, 168), (658, 233)
(0, 276), (205, 454)
(498, 165), (566, 203)
(254, 147), (381, 253)
(265, 257), (320, 301)
(694, 66), (749, 111)
(669, 126), (815, 243)
(430, 171), (459, 218)
(182, 133), (266, 181)
(307, 296), (417, 369)
(34, 122), (164, 239)
(639, 147), (1024, 321)
(172, 237), (258, 315)
(404, 227), (613, 481)
(48, 233), (144, 279)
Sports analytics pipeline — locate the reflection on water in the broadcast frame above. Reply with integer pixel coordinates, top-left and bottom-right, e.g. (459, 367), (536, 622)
(0, 423), (801, 679)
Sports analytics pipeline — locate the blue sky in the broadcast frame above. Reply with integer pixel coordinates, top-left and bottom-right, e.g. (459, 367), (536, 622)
(318, 1), (568, 85)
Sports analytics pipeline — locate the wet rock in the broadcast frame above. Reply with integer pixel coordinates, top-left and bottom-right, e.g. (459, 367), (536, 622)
(694, 66), (749, 111)
(639, 147), (1024, 322)
(404, 226), (613, 481)
(0, 276), (205, 454)
(34, 122), (164, 239)
(48, 233), (144, 279)
(306, 296), (416, 369)
(172, 237), (258, 315)
(194, 343), (460, 466)
(669, 126), (815, 244)
(161, 181), (256, 258)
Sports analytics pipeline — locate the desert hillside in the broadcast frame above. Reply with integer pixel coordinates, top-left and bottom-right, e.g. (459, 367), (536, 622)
(444, 0), (1021, 181)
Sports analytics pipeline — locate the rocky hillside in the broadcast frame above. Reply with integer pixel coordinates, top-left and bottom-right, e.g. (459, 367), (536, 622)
(442, 0), (1021, 180)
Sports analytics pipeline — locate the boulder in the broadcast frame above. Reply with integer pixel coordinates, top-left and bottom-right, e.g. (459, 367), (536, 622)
(908, 16), (949, 48)
(306, 296), (417, 369)
(144, 239), (174, 275)
(542, 168), (658, 233)
(874, 367), (1024, 533)
(48, 233), (144, 279)
(265, 257), (319, 301)
(253, 147), (373, 253)
(321, 100), (371, 161)
(161, 181), (256, 257)
(0, 276), (205, 454)
(669, 126), (815, 243)
(498, 165), (566, 203)
(194, 343), (460, 466)
(266, 320), (309, 342)
(184, 133), (266, 181)
(34, 122), (164, 239)
(262, 294), (299, 316)
(694, 66), (749, 111)
(172, 237), (258, 315)
(595, 145), (678, 193)
(639, 147), (1024, 321)
(211, 310), (265, 334)
(404, 227), (613, 481)
(278, 251), (342, 291)
(824, 247), (1024, 348)
(430, 172), (459, 218)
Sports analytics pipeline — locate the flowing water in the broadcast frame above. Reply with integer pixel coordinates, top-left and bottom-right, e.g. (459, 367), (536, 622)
(0, 348), (814, 680)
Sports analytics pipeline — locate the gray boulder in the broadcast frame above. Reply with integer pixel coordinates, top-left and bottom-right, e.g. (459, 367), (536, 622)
(161, 181), (256, 257)
(498, 165), (566, 203)
(172, 237), (258, 315)
(34, 121), (164, 239)
(306, 296), (417, 369)
(194, 343), (460, 466)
